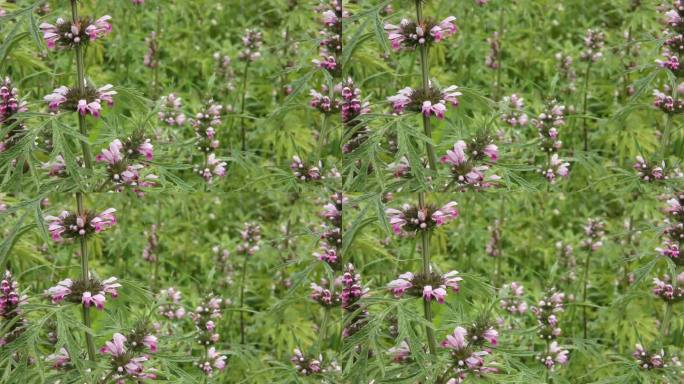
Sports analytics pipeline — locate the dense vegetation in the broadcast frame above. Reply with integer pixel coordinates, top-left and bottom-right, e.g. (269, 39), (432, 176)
(0, 0), (683, 383)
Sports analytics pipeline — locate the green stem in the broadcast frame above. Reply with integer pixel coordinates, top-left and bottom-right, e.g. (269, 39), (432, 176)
(76, 194), (97, 361)
(317, 113), (329, 159)
(660, 301), (673, 341)
(415, 0), (437, 171)
(72, 0), (96, 362)
(239, 61), (250, 152)
(318, 308), (330, 354)
(493, 6), (504, 102)
(661, 113), (672, 161)
(581, 61), (592, 152)
(419, 193), (438, 356)
(582, 250), (592, 339)
(239, 255), (248, 344)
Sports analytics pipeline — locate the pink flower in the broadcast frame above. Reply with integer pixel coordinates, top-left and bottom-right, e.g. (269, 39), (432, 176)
(430, 16), (457, 41)
(432, 202), (459, 225)
(442, 271), (462, 292)
(46, 347), (70, 368)
(101, 333), (127, 357)
(387, 272), (413, 297)
(387, 87), (413, 113)
(143, 334), (158, 352)
(81, 291), (106, 310)
(422, 285), (447, 303)
(483, 144), (498, 161)
(441, 141), (467, 166)
(85, 15), (113, 40)
(91, 208), (117, 232)
(43, 86), (68, 111)
(385, 207), (408, 234)
(442, 326), (468, 351)
(482, 327), (498, 346)
(102, 277), (121, 298)
(45, 278), (73, 303)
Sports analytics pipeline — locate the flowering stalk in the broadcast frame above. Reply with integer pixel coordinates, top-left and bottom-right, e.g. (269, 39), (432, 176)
(413, 0), (438, 356)
(580, 61), (592, 152)
(71, 0), (96, 361)
(415, 0), (437, 171)
(239, 61), (249, 152)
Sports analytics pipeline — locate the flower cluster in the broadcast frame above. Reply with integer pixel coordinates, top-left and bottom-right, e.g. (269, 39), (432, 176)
(213, 52), (236, 96)
(0, 77), (28, 153)
(386, 201), (458, 235)
(45, 208), (117, 242)
(388, 84), (461, 119)
(657, 193), (684, 266)
(40, 15), (112, 49)
(158, 287), (186, 320)
(632, 344), (665, 370)
(384, 16), (457, 51)
(532, 100), (565, 153)
(291, 155), (322, 182)
(499, 94), (528, 127)
(158, 93), (187, 126)
(309, 280), (336, 307)
(542, 154), (570, 183)
(313, 193), (344, 268)
(581, 218), (606, 251)
(198, 347), (227, 376)
(652, 85), (684, 114)
(580, 29), (605, 62)
(238, 29), (262, 62)
(190, 294), (225, 367)
(541, 341), (569, 370)
(309, 86), (340, 114)
(656, 2), (684, 76)
(190, 101), (223, 153)
(485, 219), (502, 257)
(531, 289), (565, 340)
(45, 276), (120, 310)
(100, 332), (157, 381)
(634, 156), (665, 182)
(485, 31), (500, 69)
(340, 78), (371, 153)
(499, 281), (528, 315)
(0, 271), (27, 346)
(44, 82), (116, 118)
(441, 325), (498, 382)
(441, 137), (500, 189)
(652, 273), (684, 301)
(199, 153), (227, 183)
(555, 52), (577, 93)
(142, 224), (159, 262)
(340, 264), (368, 338)
(96, 137), (158, 195)
(312, 1), (342, 74)
(290, 348), (322, 376)
(143, 31), (158, 68)
(237, 222), (261, 256)
(388, 270), (462, 304)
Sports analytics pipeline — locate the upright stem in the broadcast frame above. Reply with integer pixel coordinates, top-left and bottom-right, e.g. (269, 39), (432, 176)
(582, 250), (592, 339)
(317, 113), (330, 159)
(581, 61), (593, 152)
(493, 6), (505, 102)
(72, 0), (96, 362)
(419, 192), (438, 356)
(239, 255), (248, 344)
(77, 194), (97, 361)
(318, 308), (330, 354)
(239, 61), (250, 152)
(660, 301), (673, 340)
(415, 0), (437, 171)
(661, 113), (673, 161)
